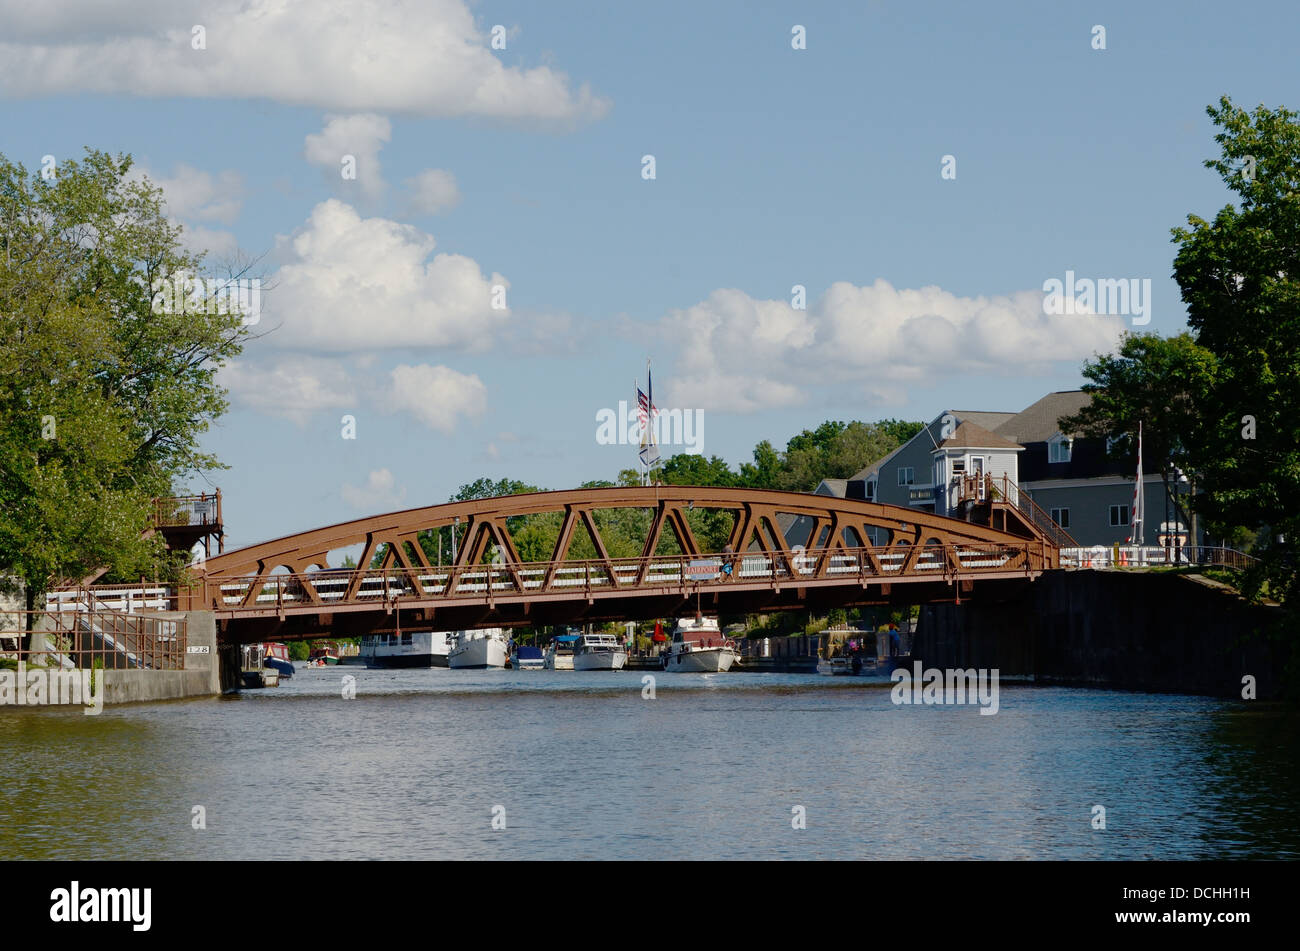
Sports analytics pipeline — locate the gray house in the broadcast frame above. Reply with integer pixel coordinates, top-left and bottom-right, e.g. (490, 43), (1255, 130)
(817, 391), (1180, 548)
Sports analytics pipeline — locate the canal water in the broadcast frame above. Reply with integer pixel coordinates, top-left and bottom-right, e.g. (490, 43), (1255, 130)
(2, 668), (1297, 860)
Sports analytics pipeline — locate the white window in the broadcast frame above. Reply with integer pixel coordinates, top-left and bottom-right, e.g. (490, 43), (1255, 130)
(1048, 435), (1073, 464)
(951, 458), (966, 474)
(865, 479), (876, 501)
(1110, 504), (1130, 527)
(897, 466), (914, 486)
(1050, 508), (1070, 529)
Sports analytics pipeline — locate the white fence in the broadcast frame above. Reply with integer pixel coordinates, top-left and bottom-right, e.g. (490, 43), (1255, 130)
(1061, 546), (1255, 570)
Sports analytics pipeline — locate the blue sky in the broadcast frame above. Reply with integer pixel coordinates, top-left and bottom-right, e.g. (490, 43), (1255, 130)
(2, 0), (1295, 549)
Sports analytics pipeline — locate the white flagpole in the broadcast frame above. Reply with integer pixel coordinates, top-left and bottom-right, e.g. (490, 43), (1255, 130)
(1130, 421), (1143, 545)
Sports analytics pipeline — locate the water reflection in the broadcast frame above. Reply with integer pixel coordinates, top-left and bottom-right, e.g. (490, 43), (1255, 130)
(1, 669), (1296, 860)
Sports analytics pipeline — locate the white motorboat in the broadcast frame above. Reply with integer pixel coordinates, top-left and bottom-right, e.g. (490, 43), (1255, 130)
(361, 631), (452, 668)
(509, 643), (545, 670)
(662, 616), (738, 673)
(572, 632), (628, 671)
(448, 628), (509, 669)
(544, 634), (578, 670)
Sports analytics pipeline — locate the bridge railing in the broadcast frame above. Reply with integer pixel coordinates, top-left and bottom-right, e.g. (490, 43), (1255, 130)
(1061, 545), (1258, 570)
(46, 585), (174, 613)
(199, 541), (1047, 612)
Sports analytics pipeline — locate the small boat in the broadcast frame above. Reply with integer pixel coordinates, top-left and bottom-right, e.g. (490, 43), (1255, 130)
(360, 631), (451, 668)
(544, 633), (579, 670)
(817, 627), (873, 675)
(308, 643), (340, 665)
(240, 643), (281, 688)
(816, 655), (863, 676)
(448, 628), (509, 669)
(573, 632), (628, 671)
(262, 642), (294, 679)
(509, 643), (545, 670)
(662, 616), (738, 673)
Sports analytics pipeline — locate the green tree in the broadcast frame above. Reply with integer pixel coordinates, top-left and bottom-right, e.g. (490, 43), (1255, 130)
(660, 453), (737, 487)
(1059, 331), (1217, 535)
(1171, 97), (1300, 539)
(0, 149), (247, 634)
(737, 439), (782, 488)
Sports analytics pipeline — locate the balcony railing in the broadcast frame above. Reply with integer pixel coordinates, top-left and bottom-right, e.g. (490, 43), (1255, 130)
(153, 491), (222, 529)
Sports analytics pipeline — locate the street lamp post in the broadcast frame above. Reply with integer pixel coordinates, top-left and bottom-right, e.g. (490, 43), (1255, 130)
(1167, 466), (1189, 564)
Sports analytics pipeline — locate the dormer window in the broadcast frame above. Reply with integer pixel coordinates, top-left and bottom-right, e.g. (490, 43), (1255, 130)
(1048, 433), (1073, 464)
(865, 479), (876, 501)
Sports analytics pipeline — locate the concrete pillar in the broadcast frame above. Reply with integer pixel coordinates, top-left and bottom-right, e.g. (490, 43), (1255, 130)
(154, 610), (219, 695)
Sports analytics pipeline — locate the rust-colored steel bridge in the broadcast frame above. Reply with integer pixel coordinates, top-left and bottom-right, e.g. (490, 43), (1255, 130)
(182, 484), (1068, 644)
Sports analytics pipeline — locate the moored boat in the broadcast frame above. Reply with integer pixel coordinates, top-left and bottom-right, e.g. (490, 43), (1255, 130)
(544, 633), (579, 670)
(573, 632), (628, 671)
(308, 643), (340, 665)
(361, 631), (452, 668)
(662, 616), (738, 673)
(262, 642), (294, 679)
(509, 643), (544, 670)
(448, 628), (509, 669)
(240, 643), (281, 688)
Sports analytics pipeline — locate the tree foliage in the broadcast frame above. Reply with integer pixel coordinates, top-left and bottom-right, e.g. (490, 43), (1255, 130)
(1065, 97), (1300, 626)
(0, 149), (247, 614)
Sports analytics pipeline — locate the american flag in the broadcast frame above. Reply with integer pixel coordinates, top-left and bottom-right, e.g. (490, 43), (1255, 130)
(637, 362), (660, 467)
(636, 365), (658, 429)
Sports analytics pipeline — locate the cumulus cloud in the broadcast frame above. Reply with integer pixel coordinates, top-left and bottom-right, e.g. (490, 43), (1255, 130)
(126, 161), (244, 258)
(218, 356), (356, 425)
(405, 168), (461, 215)
(176, 223), (241, 259)
(661, 280), (1127, 412)
(385, 364), (487, 433)
(141, 162), (245, 223)
(305, 114), (391, 201)
(267, 199), (509, 351)
(342, 468), (406, 511)
(0, 0), (609, 123)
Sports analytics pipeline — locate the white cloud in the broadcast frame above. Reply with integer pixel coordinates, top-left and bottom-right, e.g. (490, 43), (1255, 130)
(126, 161), (244, 258)
(386, 364), (487, 433)
(143, 162), (245, 224)
(305, 114), (391, 201)
(0, 0), (609, 123)
(267, 200), (509, 351)
(660, 280), (1126, 412)
(342, 468), (407, 511)
(219, 356), (356, 425)
(405, 168), (461, 215)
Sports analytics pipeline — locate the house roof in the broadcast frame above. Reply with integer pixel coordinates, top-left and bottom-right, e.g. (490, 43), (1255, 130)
(949, 410), (1016, 432)
(936, 420), (1024, 451)
(994, 390), (1091, 444)
(815, 479), (848, 497)
(847, 410), (1018, 482)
